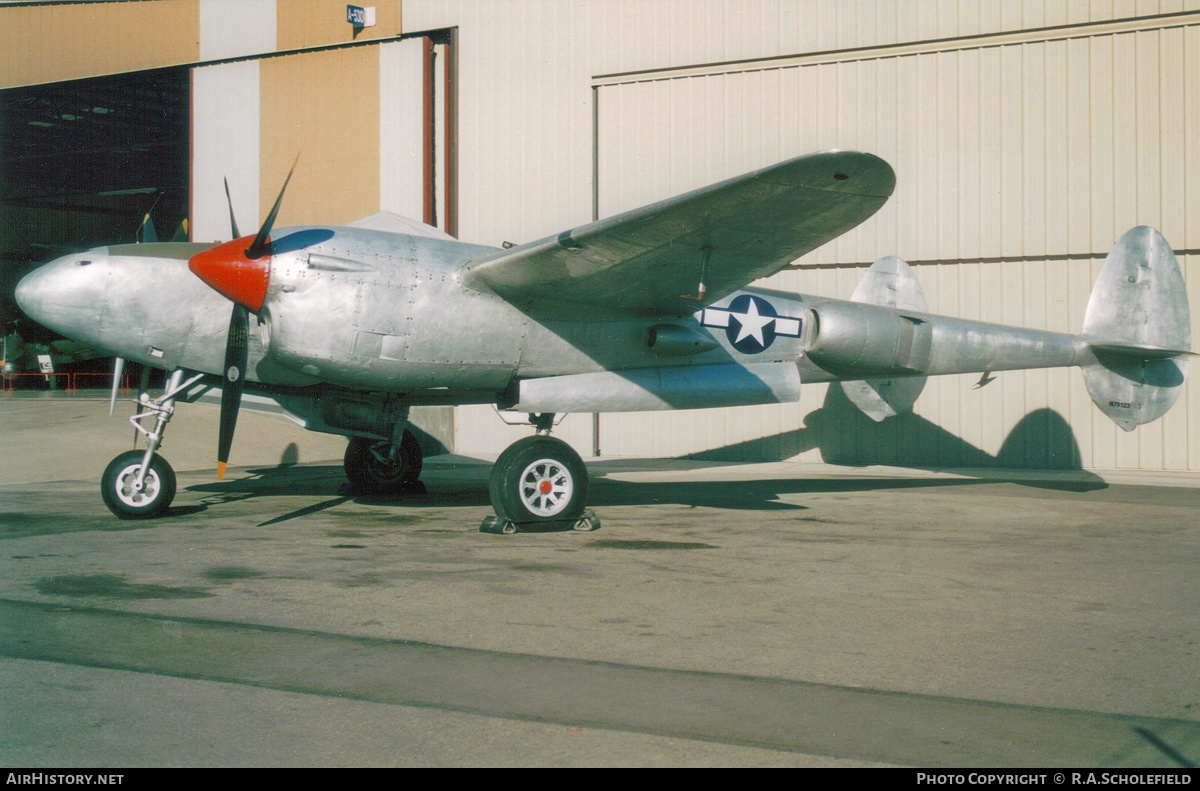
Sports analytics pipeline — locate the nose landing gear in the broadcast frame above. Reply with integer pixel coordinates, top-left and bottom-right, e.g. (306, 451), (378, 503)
(100, 367), (202, 519)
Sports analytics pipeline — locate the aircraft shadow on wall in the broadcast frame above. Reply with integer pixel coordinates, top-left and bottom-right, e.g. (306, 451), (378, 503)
(14, 150), (1189, 529)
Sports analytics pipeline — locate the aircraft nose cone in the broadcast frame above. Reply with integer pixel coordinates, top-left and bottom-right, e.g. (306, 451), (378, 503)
(14, 252), (107, 337)
(14, 265), (51, 323)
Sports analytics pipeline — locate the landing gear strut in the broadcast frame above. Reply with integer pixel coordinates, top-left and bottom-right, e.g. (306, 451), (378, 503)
(481, 413), (600, 534)
(100, 367), (201, 519)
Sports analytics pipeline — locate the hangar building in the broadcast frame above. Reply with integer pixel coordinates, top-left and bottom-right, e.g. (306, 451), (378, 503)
(3, 0), (1199, 476)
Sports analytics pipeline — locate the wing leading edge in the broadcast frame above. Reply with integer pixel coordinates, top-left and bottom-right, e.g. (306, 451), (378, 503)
(464, 150), (895, 317)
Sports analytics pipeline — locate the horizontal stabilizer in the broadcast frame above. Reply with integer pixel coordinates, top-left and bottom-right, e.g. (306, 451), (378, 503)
(1089, 341), (1195, 361)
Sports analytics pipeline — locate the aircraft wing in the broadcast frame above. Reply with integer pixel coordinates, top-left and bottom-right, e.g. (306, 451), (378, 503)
(464, 150), (895, 316)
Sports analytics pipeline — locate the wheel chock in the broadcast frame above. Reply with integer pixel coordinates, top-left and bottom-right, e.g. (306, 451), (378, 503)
(479, 509), (601, 535)
(479, 515), (518, 534)
(572, 509), (601, 532)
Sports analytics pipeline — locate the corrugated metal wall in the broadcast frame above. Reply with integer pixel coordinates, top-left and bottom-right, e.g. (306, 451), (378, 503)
(405, 0), (1200, 472)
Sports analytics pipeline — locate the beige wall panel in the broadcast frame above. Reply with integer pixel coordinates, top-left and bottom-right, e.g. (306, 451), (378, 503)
(1065, 38), (1092, 252)
(1, 0), (199, 89)
(199, 0), (277, 62)
(401, 0), (1200, 255)
(379, 38), (428, 220)
(275, 0), (402, 51)
(1090, 36), (1117, 252)
(1044, 40), (1069, 256)
(193, 60), (261, 243)
(258, 47), (381, 227)
(1159, 28), (1187, 248)
(1189, 28), (1200, 254)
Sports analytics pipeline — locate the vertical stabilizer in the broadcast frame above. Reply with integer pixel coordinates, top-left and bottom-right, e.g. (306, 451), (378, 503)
(840, 256), (929, 421)
(1082, 227), (1191, 431)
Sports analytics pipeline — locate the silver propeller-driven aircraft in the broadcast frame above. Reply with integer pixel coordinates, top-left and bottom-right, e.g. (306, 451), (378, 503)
(14, 150), (1192, 529)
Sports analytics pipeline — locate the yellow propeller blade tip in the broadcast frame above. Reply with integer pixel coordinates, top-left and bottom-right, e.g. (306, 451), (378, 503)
(217, 461), (227, 480)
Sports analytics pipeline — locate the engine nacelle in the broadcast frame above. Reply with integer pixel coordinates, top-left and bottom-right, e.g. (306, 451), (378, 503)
(257, 247), (518, 392)
(805, 301), (931, 375)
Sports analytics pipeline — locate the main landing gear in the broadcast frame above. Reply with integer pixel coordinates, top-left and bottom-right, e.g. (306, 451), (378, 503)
(480, 413), (601, 535)
(101, 368), (201, 519)
(343, 432), (424, 494)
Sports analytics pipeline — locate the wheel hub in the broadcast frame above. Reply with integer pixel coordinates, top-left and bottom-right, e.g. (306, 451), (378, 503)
(519, 459), (573, 517)
(115, 464), (160, 507)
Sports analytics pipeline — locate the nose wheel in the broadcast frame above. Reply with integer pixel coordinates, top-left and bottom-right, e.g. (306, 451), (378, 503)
(101, 450), (176, 519)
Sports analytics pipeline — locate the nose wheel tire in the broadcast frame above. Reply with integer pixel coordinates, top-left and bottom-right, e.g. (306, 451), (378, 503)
(344, 431), (423, 494)
(101, 450), (176, 519)
(489, 435), (588, 524)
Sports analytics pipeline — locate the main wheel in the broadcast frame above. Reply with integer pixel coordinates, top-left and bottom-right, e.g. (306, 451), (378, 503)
(344, 431), (423, 494)
(101, 450), (176, 519)
(489, 436), (588, 524)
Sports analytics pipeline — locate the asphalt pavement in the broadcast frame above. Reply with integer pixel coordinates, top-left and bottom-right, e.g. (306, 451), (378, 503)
(2, 395), (1198, 767)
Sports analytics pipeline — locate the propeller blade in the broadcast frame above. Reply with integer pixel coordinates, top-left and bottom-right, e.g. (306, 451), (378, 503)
(245, 153), (299, 260)
(137, 192), (163, 243)
(137, 214), (157, 244)
(223, 178), (240, 239)
(217, 304), (249, 480)
(109, 356), (125, 416)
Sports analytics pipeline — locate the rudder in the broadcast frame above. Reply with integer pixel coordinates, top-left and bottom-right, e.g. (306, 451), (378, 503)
(1082, 226), (1192, 431)
(839, 256), (928, 421)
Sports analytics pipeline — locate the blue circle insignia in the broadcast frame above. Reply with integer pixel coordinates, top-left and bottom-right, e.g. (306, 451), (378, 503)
(725, 294), (778, 354)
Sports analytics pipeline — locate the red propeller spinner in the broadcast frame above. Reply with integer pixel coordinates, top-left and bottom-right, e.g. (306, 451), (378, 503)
(188, 236), (271, 313)
(187, 155), (297, 314)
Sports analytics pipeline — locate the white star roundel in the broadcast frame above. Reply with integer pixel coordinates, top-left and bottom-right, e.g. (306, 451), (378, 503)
(699, 294), (803, 354)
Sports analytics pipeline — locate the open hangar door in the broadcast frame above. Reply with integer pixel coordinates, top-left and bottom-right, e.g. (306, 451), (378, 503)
(1, 68), (190, 388)
(589, 17), (1200, 473)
